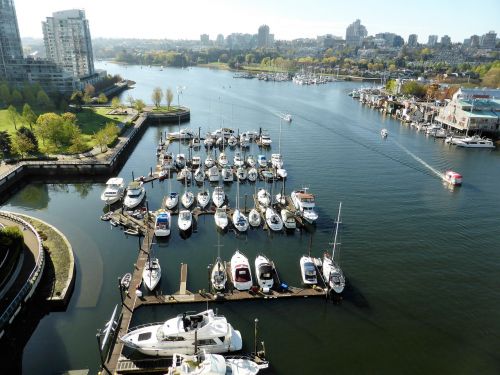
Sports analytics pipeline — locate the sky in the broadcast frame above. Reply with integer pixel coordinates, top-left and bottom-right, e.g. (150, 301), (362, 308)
(14, 0), (500, 43)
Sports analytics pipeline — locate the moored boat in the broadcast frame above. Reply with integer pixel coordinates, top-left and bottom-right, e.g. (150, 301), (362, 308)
(124, 181), (146, 209)
(154, 210), (171, 237)
(255, 255), (274, 292)
(230, 250), (253, 291)
(101, 177), (125, 205)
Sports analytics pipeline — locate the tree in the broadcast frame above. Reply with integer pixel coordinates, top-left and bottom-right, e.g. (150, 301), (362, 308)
(13, 132), (36, 157)
(68, 127), (87, 154)
(482, 67), (500, 88)
(127, 94), (135, 108)
(7, 105), (19, 131)
(22, 103), (37, 130)
(134, 99), (146, 113)
(70, 91), (83, 111)
(22, 84), (36, 105)
(94, 122), (119, 153)
(35, 112), (63, 146)
(84, 84), (95, 98)
(0, 83), (10, 105)
(386, 79), (398, 94)
(401, 81), (426, 98)
(152, 87), (162, 108)
(94, 129), (108, 152)
(97, 93), (108, 104)
(245, 53), (255, 64)
(111, 97), (121, 110)
(36, 89), (53, 109)
(17, 126), (38, 154)
(166, 88), (173, 109)
(11, 89), (23, 105)
(0, 131), (12, 157)
(83, 92), (92, 104)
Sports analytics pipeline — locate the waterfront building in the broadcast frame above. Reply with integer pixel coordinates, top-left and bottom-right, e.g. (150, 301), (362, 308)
(407, 34), (418, 47)
(436, 88), (500, 134)
(345, 19), (367, 47)
(480, 31), (497, 49)
(42, 9), (95, 78)
(427, 35), (438, 46)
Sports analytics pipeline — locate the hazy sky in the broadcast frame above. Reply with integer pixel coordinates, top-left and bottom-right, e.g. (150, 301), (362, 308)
(15, 0), (500, 42)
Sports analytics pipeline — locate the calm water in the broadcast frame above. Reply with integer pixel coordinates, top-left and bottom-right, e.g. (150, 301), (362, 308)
(2, 62), (500, 374)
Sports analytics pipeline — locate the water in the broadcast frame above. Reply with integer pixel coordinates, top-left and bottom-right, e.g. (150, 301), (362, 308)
(2, 62), (500, 374)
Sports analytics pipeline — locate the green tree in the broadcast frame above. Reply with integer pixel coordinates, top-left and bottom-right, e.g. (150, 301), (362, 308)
(0, 131), (12, 157)
(97, 93), (108, 104)
(245, 53), (255, 64)
(166, 88), (173, 109)
(36, 89), (53, 109)
(111, 96), (121, 110)
(70, 91), (83, 111)
(152, 87), (162, 108)
(22, 103), (37, 130)
(386, 79), (398, 94)
(7, 105), (19, 131)
(13, 132), (36, 157)
(11, 89), (23, 105)
(83, 92), (92, 104)
(401, 81), (426, 98)
(0, 83), (10, 105)
(35, 112), (62, 146)
(68, 127), (87, 154)
(134, 99), (146, 112)
(17, 126), (38, 154)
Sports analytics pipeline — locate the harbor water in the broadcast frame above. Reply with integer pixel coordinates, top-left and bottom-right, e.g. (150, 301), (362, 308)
(1, 62), (500, 374)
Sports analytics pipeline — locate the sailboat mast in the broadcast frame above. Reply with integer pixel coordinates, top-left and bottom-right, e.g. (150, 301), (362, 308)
(332, 202), (342, 259)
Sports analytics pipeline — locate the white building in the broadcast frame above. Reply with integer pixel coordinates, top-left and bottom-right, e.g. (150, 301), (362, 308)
(42, 9), (95, 78)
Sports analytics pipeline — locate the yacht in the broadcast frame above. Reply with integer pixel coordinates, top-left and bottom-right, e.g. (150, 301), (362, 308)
(222, 165), (233, 182)
(280, 113), (292, 122)
(207, 165), (220, 182)
(227, 135), (238, 147)
(230, 250), (253, 291)
(259, 133), (272, 146)
(246, 154), (256, 167)
(247, 167), (258, 182)
(142, 257), (161, 291)
(190, 137), (201, 148)
(211, 128), (234, 139)
(194, 166), (205, 183)
(239, 134), (250, 148)
(265, 207), (283, 231)
(281, 209), (296, 230)
(248, 208), (261, 227)
(271, 153), (283, 169)
(257, 155), (267, 168)
(443, 170), (462, 186)
(233, 152), (244, 167)
(300, 256), (318, 285)
(165, 192), (179, 210)
(205, 154), (215, 168)
(323, 203), (346, 294)
(236, 167), (247, 181)
(204, 134), (214, 148)
(214, 207), (229, 230)
(257, 188), (271, 208)
(175, 153), (186, 169)
(168, 128), (194, 140)
(178, 210), (193, 231)
(212, 186), (226, 208)
(181, 190), (195, 208)
(454, 135), (495, 148)
(177, 166), (192, 182)
(101, 177), (125, 205)
(124, 181), (146, 209)
(275, 167), (287, 179)
(254, 255), (274, 292)
(291, 188), (318, 224)
(154, 210), (171, 237)
(218, 152), (228, 167)
(197, 188), (210, 209)
(191, 156), (201, 169)
(121, 309), (242, 357)
(161, 152), (175, 170)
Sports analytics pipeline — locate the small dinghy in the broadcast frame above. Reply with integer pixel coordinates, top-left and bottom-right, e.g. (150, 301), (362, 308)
(121, 273), (132, 290)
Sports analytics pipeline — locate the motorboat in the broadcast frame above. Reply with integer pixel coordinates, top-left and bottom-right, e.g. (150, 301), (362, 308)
(259, 133), (272, 146)
(205, 154), (215, 168)
(281, 209), (296, 230)
(280, 113), (292, 122)
(222, 165), (233, 182)
(275, 168), (287, 179)
(218, 152), (228, 167)
(176, 153), (186, 169)
(212, 186), (225, 208)
(265, 207), (283, 231)
(194, 166), (205, 183)
(154, 210), (171, 237)
(239, 134), (250, 148)
(101, 177), (125, 205)
(257, 155), (267, 168)
(161, 152), (175, 170)
(197, 188), (210, 209)
(227, 135), (238, 147)
(177, 167), (192, 182)
(254, 255), (274, 292)
(207, 165), (220, 182)
(121, 309), (242, 356)
(214, 207), (228, 230)
(246, 154), (256, 167)
(211, 257), (226, 292)
(181, 190), (195, 208)
(232, 209), (249, 232)
(142, 257), (161, 291)
(323, 203), (346, 294)
(434, 128), (448, 138)
(211, 127), (234, 139)
(216, 137), (224, 147)
(233, 152), (244, 167)
(248, 208), (261, 227)
(241, 130), (259, 141)
(247, 168), (258, 182)
(230, 250), (253, 291)
(204, 134), (214, 148)
(454, 135), (495, 148)
(120, 273), (132, 290)
(124, 181), (146, 209)
(380, 129), (388, 138)
(178, 210), (193, 231)
(164, 191), (179, 209)
(236, 167), (247, 181)
(443, 170), (462, 186)
(168, 128), (194, 140)
(191, 156), (201, 169)
(300, 256), (318, 285)
(166, 351), (266, 375)
(261, 170), (274, 180)
(190, 136), (201, 148)
(271, 153), (283, 169)
(291, 188), (318, 224)
(257, 188), (271, 208)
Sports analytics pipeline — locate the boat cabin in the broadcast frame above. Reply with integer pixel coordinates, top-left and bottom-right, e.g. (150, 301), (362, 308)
(235, 266), (251, 283)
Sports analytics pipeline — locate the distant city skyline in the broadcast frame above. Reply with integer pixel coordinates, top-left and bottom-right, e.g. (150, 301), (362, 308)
(14, 0), (500, 43)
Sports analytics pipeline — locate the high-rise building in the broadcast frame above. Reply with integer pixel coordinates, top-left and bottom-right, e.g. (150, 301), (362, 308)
(200, 34), (209, 45)
(257, 25), (270, 48)
(407, 34), (418, 47)
(440, 35), (451, 46)
(428, 35), (438, 46)
(0, 0), (25, 83)
(43, 9), (94, 78)
(480, 31), (497, 49)
(470, 35), (480, 48)
(375, 32), (404, 48)
(345, 19), (367, 47)
(216, 34), (224, 46)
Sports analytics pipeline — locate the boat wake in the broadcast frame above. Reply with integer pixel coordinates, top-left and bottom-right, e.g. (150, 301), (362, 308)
(392, 141), (444, 180)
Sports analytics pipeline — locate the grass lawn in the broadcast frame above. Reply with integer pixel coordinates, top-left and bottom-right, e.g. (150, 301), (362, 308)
(151, 105), (184, 112)
(0, 108), (18, 134)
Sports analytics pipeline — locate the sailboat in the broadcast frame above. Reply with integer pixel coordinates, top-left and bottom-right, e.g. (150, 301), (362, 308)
(212, 186), (225, 208)
(194, 164), (205, 183)
(197, 182), (210, 209)
(143, 235), (162, 291)
(165, 170), (179, 209)
(181, 174), (195, 208)
(211, 235), (227, 292)
(232, 176), (249, 232)
(300, 236), (318, 285)
(322, 202), (346, 294)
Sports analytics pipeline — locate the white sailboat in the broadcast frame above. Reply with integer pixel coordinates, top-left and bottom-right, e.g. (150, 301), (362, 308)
(233, 152), (244, 167)
(248, 208), (261, 227)
(236, 167), (247, 181)
(197, 184), (210, 209)
(211, 236), (227, 292)
(247, 167), (258, 182)
(281, 209), (296, 230)
(212, 186), (225, 208)
(194, 165), (205, 183)
(165, 170), (179, 209)
(181, 175), (195, 208)
(322, 202), (346, 294)
(265, 207), (283, 231)
(218, 152), (228, 167)
(232, 176), (249, 232)
(205, 153), (215, 168)
(142, 256), (161, 291)
(246, 154), (256, 167)
(257, 188), (271, 209)
(230, 250), (253, 291)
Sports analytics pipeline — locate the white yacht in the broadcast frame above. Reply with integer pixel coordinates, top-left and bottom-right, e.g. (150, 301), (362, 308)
(204, 134), (214, 148)
(239, 134), (250, 148)
(205, 154), (215, 168)
(154, 210), (171, 237)
(247, 168), (258, 182)
(161, 152), (175, 170)
(121, 309), (242, 357)
(299, 256), (318, 285)
(291, 188), (318, 224)
(281, 209), (296, 230)
(101, 177), (125, 205)
(124, 181), (146, 209)
(271, 153), (283, 169)
(176, 153), (186, 169)
(177, 166), (192, 182)
(246, 154), (256, 167)
(257, 188), (271, 208)
(190, 137), (201, 148)
(227, 135), (238, 147)
(257, 155), (267, 168)
(233, 152), (244, 167)
(165, 192), (179, 210)
(142, 257), (161, 291)
(214, 207), (229, 230)
(211, 128), (234, 139)
(218, 152), (228, 167)
(323, 203), (346, 294)
(168, 128), (194, 140)
(178, 210), (193, 231)
(280, 113), (292, 122)
(275, 167), (287, 179)
(254, 255), (274, 292)
(230, 250), (253, 291)
(248, 208), (261, 227)
(207, 165), (220, 182)
(212, 186), (226, 208)
(222, 165), (233, 182)
(181, 190), (195, 208)
(259, 133), (272, 146)
(197, 188), (210, 209)
(265, 207), (283, 232)
(236, 167), (247, 181)
(194, 166), (205, 183)
(454, 135), (495, 148)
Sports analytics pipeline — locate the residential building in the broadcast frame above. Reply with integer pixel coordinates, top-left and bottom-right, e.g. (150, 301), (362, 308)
(407, 34), (418, 47)
(428, 35), (438, 46)
(257, 25), (271, 48)
(42, 9), (95, 78)
(440, 35), (451, 47)
(375, 32), (404, 48)
(436, 88), (500, 134)
(200, 34), (209, 45)
(0, 0), (25, 84)
(470, 35), (480, 48)
(345, 19), (367, 47)
(480, 31), (497, 49)
(216, 34), (224, 46)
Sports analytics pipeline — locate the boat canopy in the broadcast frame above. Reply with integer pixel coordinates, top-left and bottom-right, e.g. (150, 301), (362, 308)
(258, 264), (273, 280)
(297, 192), (314, 201)
(128, 181), (142, 190)
(157, 213), (169, 223)
(235, 267), (251, 282)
